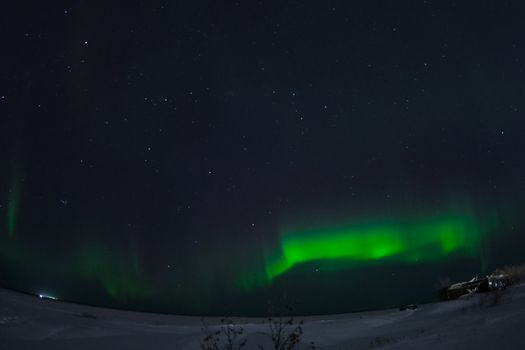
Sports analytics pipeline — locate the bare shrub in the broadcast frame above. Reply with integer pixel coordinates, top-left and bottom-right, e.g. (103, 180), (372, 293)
(368, 335), (394, 348)
(201, 323), (221, 350)
(259, 306), (315, 350)
(201, 319), (247, 350)
(222, 319), (247, 350)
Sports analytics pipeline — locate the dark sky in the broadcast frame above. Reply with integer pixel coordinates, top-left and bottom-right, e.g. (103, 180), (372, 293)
(1, 1), (525, 315)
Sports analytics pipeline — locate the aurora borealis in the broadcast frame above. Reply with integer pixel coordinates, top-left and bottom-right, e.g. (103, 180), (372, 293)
(1, 1), (525, 316)
(265, 212), (484, 282)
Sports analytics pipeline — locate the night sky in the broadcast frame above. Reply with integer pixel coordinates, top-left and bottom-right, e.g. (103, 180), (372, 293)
(1, 1), (525, 316)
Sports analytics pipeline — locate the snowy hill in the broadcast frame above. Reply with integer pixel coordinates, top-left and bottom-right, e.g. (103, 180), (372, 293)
(1, 284), (525, 349)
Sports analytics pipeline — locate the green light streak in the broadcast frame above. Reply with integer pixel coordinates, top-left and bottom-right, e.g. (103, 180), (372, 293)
(6, 182), (19, 238)
(75, 243), (154, 300)
(5, 157), (21, 238)
(264, 212), (484, 282)
(0, 233), (154, 303)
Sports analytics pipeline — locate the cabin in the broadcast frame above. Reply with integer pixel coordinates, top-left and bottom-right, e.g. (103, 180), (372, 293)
(440, 272), (510, 300)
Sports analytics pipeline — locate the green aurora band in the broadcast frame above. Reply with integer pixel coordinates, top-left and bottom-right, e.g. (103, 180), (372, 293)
(263, 210), (490, 283)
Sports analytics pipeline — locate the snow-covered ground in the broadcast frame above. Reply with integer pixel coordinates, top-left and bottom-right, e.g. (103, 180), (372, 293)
(1, 283), (525, 349)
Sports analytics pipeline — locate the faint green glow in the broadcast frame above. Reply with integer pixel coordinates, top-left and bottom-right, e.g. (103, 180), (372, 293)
(5, 160), (20, 238)
(76, 243), (154, 300)
(264, 212), (484, 282)
(0, 233), (154, 302)
(6, 182), (19, 237)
